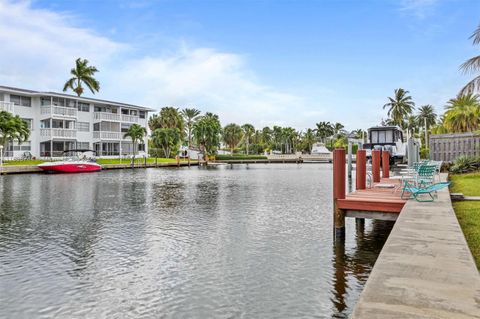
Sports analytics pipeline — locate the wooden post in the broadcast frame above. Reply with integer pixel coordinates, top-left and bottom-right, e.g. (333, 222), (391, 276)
(356, 149), (366, 190)
(333, 148), (346, 238)
(187, 156), (190, 167)
(371, 149), (381, 183)
(382, 150), (390, 178)
(347, 142), (353, 179)
(176, 155), (180, 167)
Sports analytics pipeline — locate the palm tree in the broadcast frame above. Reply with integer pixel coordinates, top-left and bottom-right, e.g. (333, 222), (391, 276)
(181, 108), (201, 148)
(383, 88), (415, 127)
(0, 111), (30, 151)
(241, 124), (255, 155)
(151, 128), (181, 159)
(123, 124), (147, 166)
(63, 58), (100, 96)
(315, 121), (334, 143)
(444, 94), (480, 132)
(460, 24), (480, 95)
(261, 127), (273, 148)
(272, 126), (283, 151)
(416, 105), (437, 129)
(222, 123), (243, 153)
(302, 128), (316, 154)
(193, 112), (222, 159)
(333, 122), (345, 136)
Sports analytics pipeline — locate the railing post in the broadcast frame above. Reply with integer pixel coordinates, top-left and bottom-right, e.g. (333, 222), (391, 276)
(372, 149), (381, 183)
(356, 149), (366, 190)
(382, 150), (390, 178)
(333, 148), (346, 239)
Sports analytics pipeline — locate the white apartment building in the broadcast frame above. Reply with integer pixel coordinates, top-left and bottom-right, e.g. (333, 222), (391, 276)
(0, 86), (155, 159)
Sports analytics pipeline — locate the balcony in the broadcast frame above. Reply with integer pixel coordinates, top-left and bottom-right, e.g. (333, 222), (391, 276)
(40, 128), (77, 139)
(41, 105), (77, 118)
(93, 131), (122, 140)
(94, 112), (121, 122)
(0, 101), (14, 114)
(121, 114), (139, 123)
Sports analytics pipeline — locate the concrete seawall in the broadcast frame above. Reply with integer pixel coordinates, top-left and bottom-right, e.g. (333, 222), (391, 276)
(0, 162), (198, 174)
(352, 173), (480, 318)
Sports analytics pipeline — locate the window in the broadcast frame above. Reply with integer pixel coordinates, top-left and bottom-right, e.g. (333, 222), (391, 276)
(77, 142), (89, 149)
(77, 122), (90, 132)
(121, 109), (129, 115)
(41, 96), (51, 106)
(22, 118), (33, 130)
(40, 119), (50, 129)
(52, 97), (65, 106)
(121, 123), (132, 132)
(10, 95), (31, 107)
(78, 102), (90, 112)
(139, 111), (146, 119)
(8, 141), (31, 151)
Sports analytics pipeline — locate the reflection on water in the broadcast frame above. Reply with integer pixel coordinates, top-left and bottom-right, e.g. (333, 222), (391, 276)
(0, 164), (393, 318)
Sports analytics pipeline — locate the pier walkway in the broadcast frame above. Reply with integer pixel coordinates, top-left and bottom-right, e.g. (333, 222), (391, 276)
(352, 174), (480, 319)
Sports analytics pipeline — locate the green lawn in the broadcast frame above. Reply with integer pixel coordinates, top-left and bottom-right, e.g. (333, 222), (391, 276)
(3, 159), (47, 166)
(450, 172), (480, 269)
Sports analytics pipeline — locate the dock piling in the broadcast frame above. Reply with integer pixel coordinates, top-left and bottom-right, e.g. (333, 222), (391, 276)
(356, 149), (366, 190)
(347, 142), (353, 179)
(371, 149), (381, 183)
(333, 148), (346, 239)
(382, 150), (390, 178)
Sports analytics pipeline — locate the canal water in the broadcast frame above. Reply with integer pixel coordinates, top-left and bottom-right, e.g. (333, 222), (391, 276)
(0, 164), (393, 318)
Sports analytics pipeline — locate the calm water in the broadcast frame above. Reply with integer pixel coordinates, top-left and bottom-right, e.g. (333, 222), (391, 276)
(0, 164), (393, 319)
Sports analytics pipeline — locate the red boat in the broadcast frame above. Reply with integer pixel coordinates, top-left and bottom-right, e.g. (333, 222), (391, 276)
(38, 150), (102, 173)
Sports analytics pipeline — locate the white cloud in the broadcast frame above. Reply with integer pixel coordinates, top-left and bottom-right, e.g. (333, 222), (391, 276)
(0, 0), (321, 130)
(0, 0), (123, 90)
(398, 0), (440, 19)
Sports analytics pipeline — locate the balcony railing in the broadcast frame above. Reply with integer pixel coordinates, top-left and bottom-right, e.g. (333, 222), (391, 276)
(40, 128), (77, 139)
(41, 105), (77, 118)
(0, 101), (14, 113)
(121, 114), (139, 123)
(93, 131), (122, 140)
(94, 112), (121, 121)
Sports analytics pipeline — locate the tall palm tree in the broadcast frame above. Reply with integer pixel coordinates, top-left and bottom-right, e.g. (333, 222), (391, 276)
(181, 108), (201, 148)
(123, 124), (147, 166)
(303, 128), (316, 154)
(416, 105), (437, 129)
(444, 94), (480, 132)
(460, 23), (480, 95)
(315, 121), (334, 143)
(63, 58), (100, 96)
(222, 123), (243, 153)
(272, 126), (283, 151)
(241, 124), (255, 155)
(0, 111), (30, 151)
(193, 112), (221, 158)
(383, 88), (415, 127)
(261, 127), (273, 148)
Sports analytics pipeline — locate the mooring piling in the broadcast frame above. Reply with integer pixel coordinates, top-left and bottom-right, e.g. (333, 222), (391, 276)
(356, 149), (366, 190)
(371, 149), (381, 183)
(382, 150), (390, 178)
(333, 148), (346, 239)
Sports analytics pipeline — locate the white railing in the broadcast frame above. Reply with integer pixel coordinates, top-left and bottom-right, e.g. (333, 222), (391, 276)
(40, 105), (77, 117)
(93, 131), (121, 140)
(94, 112), (121, 121)
(40, 128), (77, 138)
(121, 114), (139, 123)
(0, 101), (14, 113)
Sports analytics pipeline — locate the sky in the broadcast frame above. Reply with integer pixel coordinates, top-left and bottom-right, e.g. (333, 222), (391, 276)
(0, 0), (479, 131)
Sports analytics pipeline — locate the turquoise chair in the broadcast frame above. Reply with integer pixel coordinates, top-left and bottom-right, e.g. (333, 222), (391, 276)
(401, 181), (451, 202)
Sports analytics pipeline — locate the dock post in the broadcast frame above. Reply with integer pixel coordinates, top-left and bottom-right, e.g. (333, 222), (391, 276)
(356, 149), (366, 190)
(371, 149), (381, 183)
(333, 148), (346, 239)
(382, 150), (390, 178)
(347, 142), (353, 179)
(407, 138), (414, 168)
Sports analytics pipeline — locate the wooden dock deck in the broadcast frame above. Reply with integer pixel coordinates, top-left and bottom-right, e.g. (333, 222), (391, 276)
(338, 178), (407, 215)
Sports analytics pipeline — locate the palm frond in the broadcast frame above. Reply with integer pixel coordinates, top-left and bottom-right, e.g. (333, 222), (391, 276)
(460, 55), (480, 74)
(460, 75), (480, 96)
(470, 24), (480, 45)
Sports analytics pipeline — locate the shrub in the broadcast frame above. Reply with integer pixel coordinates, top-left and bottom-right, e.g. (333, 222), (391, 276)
(420, 147), (429, 160)
(450, 155), (480, 174)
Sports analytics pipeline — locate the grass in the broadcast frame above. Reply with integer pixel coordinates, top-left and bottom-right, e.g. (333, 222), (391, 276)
(215, 154), (268, 161)
(450, 172), (480, 269)
(3, 159), (47, 166)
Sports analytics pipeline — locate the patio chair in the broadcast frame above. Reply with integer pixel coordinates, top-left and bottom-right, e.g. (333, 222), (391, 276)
(401, 181), (451, 202)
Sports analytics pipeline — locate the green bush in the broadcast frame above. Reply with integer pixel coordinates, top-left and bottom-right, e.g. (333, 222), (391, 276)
(450, 156), (480, 174)
(420, 147), (429, 160)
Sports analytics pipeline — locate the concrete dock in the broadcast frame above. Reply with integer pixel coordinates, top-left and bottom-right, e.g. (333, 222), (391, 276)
(352, 173), (480, 319)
